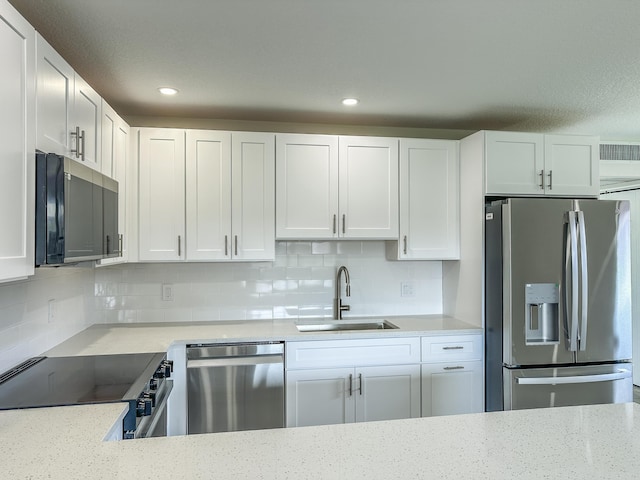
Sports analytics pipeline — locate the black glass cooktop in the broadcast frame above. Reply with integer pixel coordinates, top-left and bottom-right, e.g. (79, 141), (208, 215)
(0, 353), (165, 410)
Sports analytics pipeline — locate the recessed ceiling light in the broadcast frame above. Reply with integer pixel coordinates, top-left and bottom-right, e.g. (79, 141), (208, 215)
(158, 87), (178, 96)
(342, 98), (359, 106)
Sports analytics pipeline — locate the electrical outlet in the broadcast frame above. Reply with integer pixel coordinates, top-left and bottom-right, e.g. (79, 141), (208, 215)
(161, 284), (174, 301)
(48, 299), (56, 323)
(401, 282), (415, 297)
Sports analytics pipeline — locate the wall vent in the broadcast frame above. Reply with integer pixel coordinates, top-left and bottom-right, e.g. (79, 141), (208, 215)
(600, 143), (640, 161)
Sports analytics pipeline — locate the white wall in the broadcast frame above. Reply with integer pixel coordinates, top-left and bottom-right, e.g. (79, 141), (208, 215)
(0, 267), (95, 371)
(93, 241), (443, 323)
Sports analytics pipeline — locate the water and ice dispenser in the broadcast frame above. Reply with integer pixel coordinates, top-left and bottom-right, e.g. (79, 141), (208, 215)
(524, 283), (560, 345)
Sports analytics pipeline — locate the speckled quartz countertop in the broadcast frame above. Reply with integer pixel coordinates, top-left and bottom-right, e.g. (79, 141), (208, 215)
(2, 402), (639, 479)
(44, 315), (480, 357)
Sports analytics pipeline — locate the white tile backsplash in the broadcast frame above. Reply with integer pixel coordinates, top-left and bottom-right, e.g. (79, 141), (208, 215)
(0, 267), (95, 372)
(94, 241), (444, 323)
(0, 241), (446, 371)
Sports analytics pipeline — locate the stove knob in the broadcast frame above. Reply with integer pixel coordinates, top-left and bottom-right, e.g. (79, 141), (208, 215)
(144, 391), (157, 408)
(149, 378), (158, 391)
(153, 367), (165, 379)
(162, 360), (173, 377)
(136, 397), (152, 417)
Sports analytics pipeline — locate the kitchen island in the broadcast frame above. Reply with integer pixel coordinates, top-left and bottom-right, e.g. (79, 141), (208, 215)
(1, 401), (638, 479)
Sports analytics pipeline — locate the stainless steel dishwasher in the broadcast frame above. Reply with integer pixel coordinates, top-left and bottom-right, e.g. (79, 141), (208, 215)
(186, 342), (285, 434)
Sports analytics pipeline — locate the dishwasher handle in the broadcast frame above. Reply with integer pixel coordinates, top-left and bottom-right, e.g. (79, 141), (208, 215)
(187, 355), (283, 368)
(187, 342), (284, 360)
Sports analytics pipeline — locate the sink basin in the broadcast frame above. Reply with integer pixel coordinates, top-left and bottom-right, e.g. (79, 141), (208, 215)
(295, 319), (399, 332)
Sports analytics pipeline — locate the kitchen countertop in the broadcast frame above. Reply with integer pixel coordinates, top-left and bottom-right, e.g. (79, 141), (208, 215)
(1, 401), (639, 479)
(44, 315), (480, 357)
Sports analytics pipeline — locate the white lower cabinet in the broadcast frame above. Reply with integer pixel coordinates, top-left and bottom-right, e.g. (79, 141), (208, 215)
(285, 338), (421, 428)
(286, 364), (421, 427)
(420, 334), (484, 417)
(421, 360), (483, 416)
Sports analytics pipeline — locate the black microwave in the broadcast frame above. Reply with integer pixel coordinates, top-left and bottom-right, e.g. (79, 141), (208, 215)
(35, 152), (119, 266)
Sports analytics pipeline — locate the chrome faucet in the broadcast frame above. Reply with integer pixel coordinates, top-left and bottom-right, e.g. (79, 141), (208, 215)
(334, 266), (351, 319)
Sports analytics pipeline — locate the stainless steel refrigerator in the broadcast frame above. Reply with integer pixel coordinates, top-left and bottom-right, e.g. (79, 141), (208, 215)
(485, 198), (633, 411)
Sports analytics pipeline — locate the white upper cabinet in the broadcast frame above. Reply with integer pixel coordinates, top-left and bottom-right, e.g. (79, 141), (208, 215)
(230, 132), (275, 261)
(36, 34), (101, 170)
(73, 74), (102, 169)
(138, 129), (186, 261)
(186, 130), (232, 261)
(485, 131), (599, 197)
(97, 101), (129, 266)
(0, 1), (35, 282)
(276, 134), (339, 239)
(276, 134), (398, 239)
(136, 128), (275, 263)
(388, 139), (460, 260)
(185, 130), (275, 261)
(338, 136), (399, 239)
(543, 134), (599, 197)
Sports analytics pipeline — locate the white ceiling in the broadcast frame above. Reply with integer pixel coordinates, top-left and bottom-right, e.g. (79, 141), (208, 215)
(9, 0), (640, 140)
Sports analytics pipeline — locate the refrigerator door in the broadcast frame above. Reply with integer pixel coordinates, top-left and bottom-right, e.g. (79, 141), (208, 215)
(574, 199), (632, 363)
(500, 198), (575, 366)
(504, 364), (632, 410)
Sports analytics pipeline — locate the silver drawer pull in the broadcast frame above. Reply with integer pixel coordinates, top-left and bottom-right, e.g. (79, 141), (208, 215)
(443, 366), (465, 371)
(442, 346), (464, 350)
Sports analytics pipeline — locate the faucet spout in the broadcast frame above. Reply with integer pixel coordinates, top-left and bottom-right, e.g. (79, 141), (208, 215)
(335, 266), (351, 319)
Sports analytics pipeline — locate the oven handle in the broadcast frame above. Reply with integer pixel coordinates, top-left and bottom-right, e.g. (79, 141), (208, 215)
(135, 379), (173, 439)
(516, 369), (631, 385)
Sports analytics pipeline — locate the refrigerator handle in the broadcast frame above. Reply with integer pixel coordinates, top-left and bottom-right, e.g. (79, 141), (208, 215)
(577, 211), (589, 351)
(568, 211), (579, 352)
(516, 369), (631, 385)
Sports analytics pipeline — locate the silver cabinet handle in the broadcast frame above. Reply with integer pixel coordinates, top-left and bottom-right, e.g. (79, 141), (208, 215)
(342, 214), (346, 234)
(443, 366), (465, 371)
(403, 235), (407, 255)
(71, 126), (81, 158)
(348, 374), (353, 396)
(105, 235), (111, 255)
(178, 235), (182, 257)
(224, 235), (228, 256)
(442, 346), (464, 350)
(333, 215), (337, 234)
(118, 234), (123, 256)
(359, 373), (363, 396)
(234, 235), (238, 256)
(539, 169), (544, 190)
(547, 170), (553, 190)
(80, 129), (86, 162)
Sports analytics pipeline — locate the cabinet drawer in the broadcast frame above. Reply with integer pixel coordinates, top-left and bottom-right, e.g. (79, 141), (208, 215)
(421, 334), (483, 362)
(286, 337), (420, 369)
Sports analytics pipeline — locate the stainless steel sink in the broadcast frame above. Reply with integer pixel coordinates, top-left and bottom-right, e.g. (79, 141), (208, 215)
(295, 319), (399, 332)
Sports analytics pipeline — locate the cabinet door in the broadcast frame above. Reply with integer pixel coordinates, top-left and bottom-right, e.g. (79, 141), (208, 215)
(286, 368), (355, 427)
(544, 134), (599, 197)
(0, 2), (35, 282)
(397, 139), (459, 259)
(185, 130), (232, 261)
(101, 100), (117, 178)
(485, 131), (544, 196)
(73, 74), (102, 170)
(339, 136), (399, 239)
(276, 134), (339, 239)
(421, 360), (484, 417)
(231, 132), (275, 260)
(355, 364), (421, 423)
(138, 129), (186, 261)
(114, 118), (129, 262)
(97, 109), (129, 266)
(35, 33), (74, 156)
